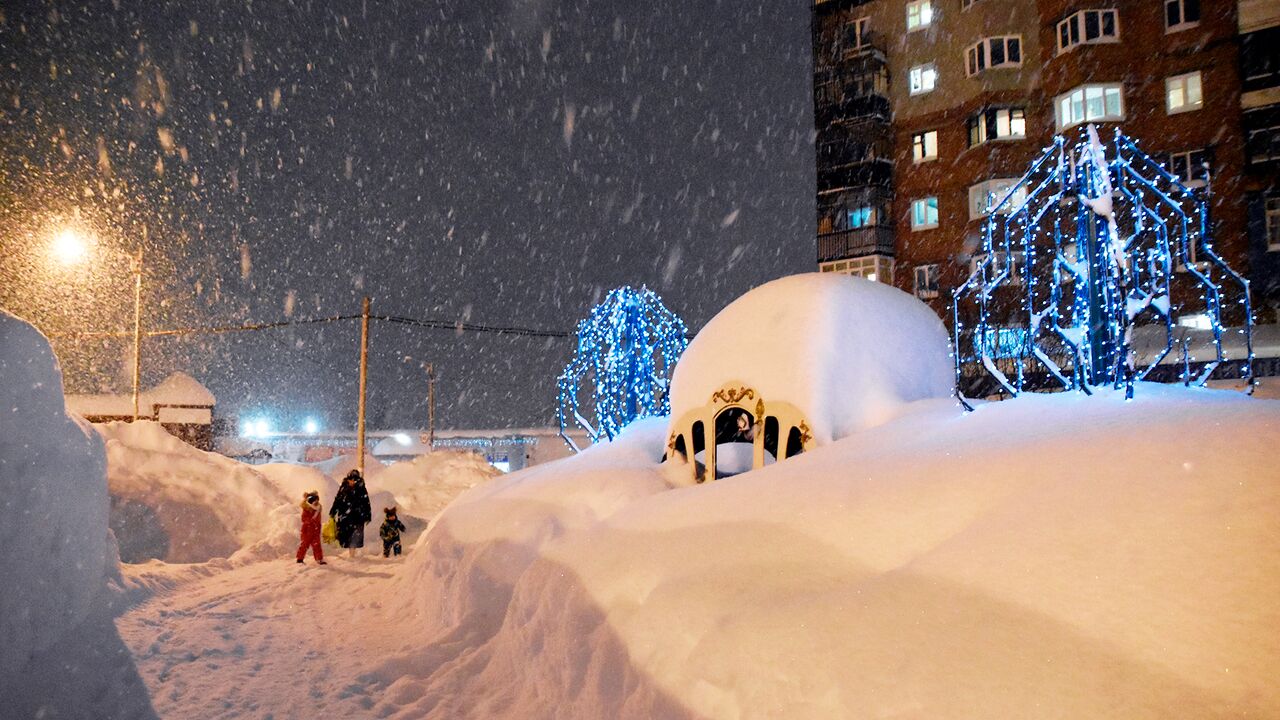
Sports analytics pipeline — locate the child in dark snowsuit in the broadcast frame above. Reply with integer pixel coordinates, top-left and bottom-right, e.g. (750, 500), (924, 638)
(379, 507), (406, 558)
(296, 491), (327, 564)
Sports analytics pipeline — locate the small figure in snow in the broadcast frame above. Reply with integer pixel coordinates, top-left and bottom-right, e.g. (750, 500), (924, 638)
(296, 490), (327, 565)
(379, 506), (406, 558)
(330, 470), (372, 559)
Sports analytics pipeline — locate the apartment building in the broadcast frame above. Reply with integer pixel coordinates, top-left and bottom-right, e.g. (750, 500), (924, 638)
(812, 0), (1280, 321)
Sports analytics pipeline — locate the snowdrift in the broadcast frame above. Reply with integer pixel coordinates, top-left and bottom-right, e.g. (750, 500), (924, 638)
(99, 421), (294, 563)
(377, 387), (1280, 719)
(0, 311), (154, 719)
(372, 450), (500, 519)
(0, 311), (110, 677)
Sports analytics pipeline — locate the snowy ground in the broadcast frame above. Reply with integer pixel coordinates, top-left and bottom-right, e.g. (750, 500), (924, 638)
(117, 558), (415, 719)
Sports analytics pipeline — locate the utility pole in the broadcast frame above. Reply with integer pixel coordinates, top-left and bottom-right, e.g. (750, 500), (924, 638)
(131, 247), (144, 421)
(357, 296), (370, 475)
(426, 362), (436, 452)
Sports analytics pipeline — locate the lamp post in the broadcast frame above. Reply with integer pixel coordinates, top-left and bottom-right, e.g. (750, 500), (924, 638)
(49, 228), (145, 421)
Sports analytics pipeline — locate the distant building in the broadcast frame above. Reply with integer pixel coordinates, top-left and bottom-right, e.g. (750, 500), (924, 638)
(65, 373), (217, 450)
(812, 0), (1280, 322)
(219, 428), (591, 473)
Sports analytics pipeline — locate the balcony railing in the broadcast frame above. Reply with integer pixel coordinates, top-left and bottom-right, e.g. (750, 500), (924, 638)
(816, 226), (895, 263)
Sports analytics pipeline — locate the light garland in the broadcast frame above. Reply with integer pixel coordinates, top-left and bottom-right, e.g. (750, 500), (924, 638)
(952, 125), (1255, 408)
(556, 286), (689, 451)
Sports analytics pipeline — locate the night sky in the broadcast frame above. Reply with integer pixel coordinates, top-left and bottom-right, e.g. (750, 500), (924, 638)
(0, 0), (814, 431)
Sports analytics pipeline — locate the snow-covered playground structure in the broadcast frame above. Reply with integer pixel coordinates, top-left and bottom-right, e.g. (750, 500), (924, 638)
(954, 125), (1255, 405)
(665, 274), (954, 480)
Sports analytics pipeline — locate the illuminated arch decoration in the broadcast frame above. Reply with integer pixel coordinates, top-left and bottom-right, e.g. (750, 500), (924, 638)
(953, 125), (1255, 408)
(557, 286), (689, 452)
(666, 381), (814, 483)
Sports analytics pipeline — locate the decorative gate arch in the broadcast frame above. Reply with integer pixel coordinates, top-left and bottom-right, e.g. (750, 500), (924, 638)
(952, 125), (1255, 408)
(667, 382), (814, 482)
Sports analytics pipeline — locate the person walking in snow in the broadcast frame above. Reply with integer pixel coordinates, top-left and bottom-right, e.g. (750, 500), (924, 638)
(330, 469), (372, 558)
(379, 507), (406, 558)
(296, 490), (327, 565)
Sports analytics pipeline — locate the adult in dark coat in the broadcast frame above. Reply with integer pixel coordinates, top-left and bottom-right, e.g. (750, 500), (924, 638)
(329, 470), (372, 557)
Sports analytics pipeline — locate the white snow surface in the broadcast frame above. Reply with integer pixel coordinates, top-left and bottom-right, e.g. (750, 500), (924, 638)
(372, 386), (1279, 719)
(0, 311), (111, 678)
(371, 450), (501, 518)
(668, 273), (955, 444)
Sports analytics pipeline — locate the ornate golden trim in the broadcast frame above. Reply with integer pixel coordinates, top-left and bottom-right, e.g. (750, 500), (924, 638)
(711, 386), (755, 405)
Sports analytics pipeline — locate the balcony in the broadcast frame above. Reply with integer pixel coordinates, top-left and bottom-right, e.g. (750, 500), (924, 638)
(816, 226), (895, 263)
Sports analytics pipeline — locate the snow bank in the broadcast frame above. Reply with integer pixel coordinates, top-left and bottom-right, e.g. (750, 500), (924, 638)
(376, 387), (1280, 718)
(98, 421), (292, 562)
(370, 450), (500, 519)
(0, 311), (111, 678)
(668, 273), (954, 444)
(0, 312), (153, 719)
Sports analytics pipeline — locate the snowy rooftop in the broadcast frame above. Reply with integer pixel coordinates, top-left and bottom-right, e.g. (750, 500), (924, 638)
(66, 372), (216, 420)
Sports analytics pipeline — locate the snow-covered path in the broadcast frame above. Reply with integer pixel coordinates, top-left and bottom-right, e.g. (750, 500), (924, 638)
(117, 557), (415, 720)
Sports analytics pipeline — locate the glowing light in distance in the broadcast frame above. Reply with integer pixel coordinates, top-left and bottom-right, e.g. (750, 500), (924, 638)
(51, 228), (91, 265)
(304, 418), (320, 434)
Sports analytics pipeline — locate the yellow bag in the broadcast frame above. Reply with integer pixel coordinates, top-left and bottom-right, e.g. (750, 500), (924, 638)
(321, 517), (338, 545)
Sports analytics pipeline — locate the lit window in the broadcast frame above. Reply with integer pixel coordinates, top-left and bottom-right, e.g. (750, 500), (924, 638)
(911, 197), (939, 230)
(906, 1), (933, 32)
(971, 251), (1026, 285)
(909, 64), (938, 96)
(966, 36), (1022, 76)
(912, 130), (939, 162)
(1165, 0), (1200, 33)
(1165, 149), (1210, 187)
(914, 264), (940, 298)
(968, 107), (1026, 147)
(1266, 197), (1280, 251)
(1166, 71), (1203, 114)
(821, 256), (894, 283)
(846, 17), (870, 52)
(1057, 9), (1119, 54)
(846, 206), (876, 229)
(969, 179), (1027, 219)
(1054, 83), (1124, 130)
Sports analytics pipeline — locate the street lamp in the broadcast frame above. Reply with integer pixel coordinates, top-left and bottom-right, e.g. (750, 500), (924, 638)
(48, 228), (146, 422)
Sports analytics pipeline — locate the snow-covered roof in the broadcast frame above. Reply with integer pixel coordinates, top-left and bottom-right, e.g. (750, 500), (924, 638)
(66, 372), (216, 420)
(668, 273), (955, 445)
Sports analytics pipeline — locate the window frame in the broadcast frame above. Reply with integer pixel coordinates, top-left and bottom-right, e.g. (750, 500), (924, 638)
(1266, 197), (1280, 252)
(906, 1), (934, 32)
(968, 178), (1027, 220)
(1054, 83), (1125, 130)
(911, 196), (940, 231)
(970, 251), (1027, 285)
(1056, 9), (1120, 55)
(846, 17), (871, 52)
(912, 129), (939, 163)
(914, 264), (940, 299)
(1166, 149), (1210, 188)
(967, 106), (1027, 147)
(965, 36), (1023, 77)
(1165, 71), (1203, 115)
(1165, 0), (1200, 34)
(909, 63), (938, 96)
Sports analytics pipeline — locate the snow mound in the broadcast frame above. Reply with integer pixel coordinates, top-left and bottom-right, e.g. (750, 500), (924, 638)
(0, 311), (138, 712)
(668, 273), (954, 444)
(98, 421), (291, 563)
(371, 450), (500, 519)
(376, 388), (1280, 718)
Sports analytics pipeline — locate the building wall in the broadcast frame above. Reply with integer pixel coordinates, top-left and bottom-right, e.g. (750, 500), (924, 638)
(813, 0), (1275, 324)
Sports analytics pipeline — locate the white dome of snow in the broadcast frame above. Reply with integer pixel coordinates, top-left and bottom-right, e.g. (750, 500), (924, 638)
(668, 273), (954, 444)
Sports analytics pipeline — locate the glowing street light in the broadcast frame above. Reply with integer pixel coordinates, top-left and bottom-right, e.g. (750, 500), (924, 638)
(304, 418), (320, 434)
(48, 226), (146, 421)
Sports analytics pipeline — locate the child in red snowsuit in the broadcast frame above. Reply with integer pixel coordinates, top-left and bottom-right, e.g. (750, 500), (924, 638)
(296, 491), (326, 564)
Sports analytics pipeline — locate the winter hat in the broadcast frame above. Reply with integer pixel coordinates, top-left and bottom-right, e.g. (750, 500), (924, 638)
(384, 506), (397, 516)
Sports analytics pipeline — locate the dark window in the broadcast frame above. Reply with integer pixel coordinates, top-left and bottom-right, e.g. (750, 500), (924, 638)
(1084, 11), (1100, 40)
(1008, 37), (1020, 63)
(991, 41), (1005, 66)
(1101, 12), (1116, 37)
(785, 427), (804, 459)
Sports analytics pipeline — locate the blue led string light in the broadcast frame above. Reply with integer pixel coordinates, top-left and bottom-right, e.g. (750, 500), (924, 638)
(556, 286), (689, 451)
(952, 125), (1255, 409)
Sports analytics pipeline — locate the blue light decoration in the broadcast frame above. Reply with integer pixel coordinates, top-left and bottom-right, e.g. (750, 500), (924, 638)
(953, 125), (1254, 409)
(557, 286), (689, 451)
